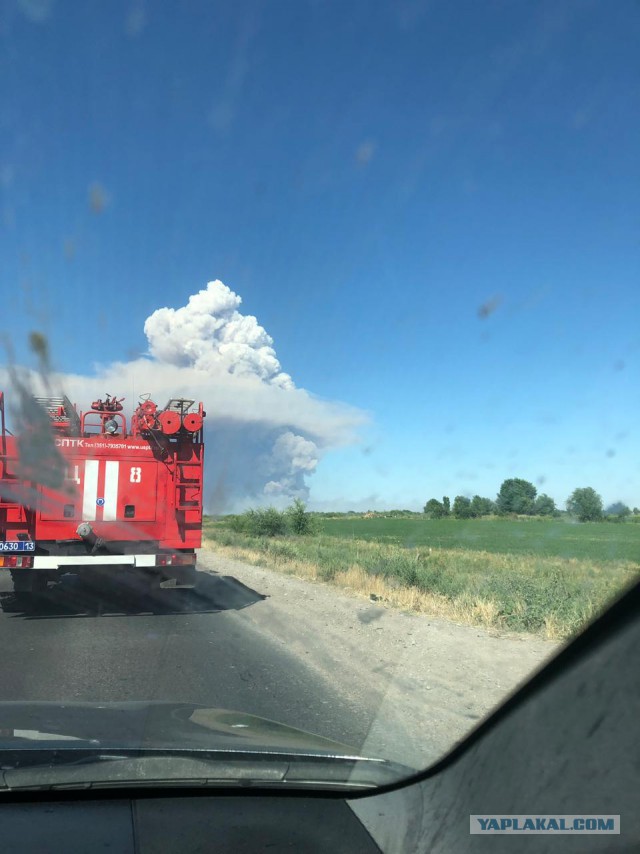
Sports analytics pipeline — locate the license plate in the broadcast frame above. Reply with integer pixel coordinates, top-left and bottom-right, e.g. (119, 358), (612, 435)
(0, 541), (35, 552)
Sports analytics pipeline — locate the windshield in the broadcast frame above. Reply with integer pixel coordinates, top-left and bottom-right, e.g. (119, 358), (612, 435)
(0, 0), (638, 792)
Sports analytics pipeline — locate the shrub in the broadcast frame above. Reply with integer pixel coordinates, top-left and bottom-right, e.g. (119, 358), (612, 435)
(244, 507), (288, 537)
(286, 499), (318, 535)
(226, 514), (249, 533)
(216, 500), (318, 537)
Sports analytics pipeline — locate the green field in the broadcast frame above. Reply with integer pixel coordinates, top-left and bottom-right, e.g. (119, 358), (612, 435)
(319, 517), (640, 563)
(204, 515), (639, 639)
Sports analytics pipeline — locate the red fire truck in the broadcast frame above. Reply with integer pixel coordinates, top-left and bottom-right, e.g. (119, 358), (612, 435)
(0, 390), (205, 594)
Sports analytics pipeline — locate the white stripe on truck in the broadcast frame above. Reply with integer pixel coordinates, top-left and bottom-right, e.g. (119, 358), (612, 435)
(34, 555), (136, 567)
(103, 460), (119, 521)
(82, 460), (99, 521)
(32, 555), (162, 568)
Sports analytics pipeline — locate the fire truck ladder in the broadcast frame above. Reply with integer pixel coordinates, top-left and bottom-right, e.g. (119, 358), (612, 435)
(174, 461), (201, 512)
(163, 398), (195, 415)
(34, 395), (81, 434)
(0, 391), (24, 535)
(165, 400), (200, 515)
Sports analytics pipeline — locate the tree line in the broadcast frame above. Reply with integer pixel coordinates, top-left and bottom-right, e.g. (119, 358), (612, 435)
(424, 479), (638, 523)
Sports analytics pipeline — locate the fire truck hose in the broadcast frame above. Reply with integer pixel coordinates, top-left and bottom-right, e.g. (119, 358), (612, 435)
(158, 410), (181, 434)
(182, 412), (203, 432)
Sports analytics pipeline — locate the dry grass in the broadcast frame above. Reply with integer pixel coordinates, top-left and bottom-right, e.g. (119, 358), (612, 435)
(333, 563), (503, 631)
(202, 537), (483, 627)
(202, 531), (638, 640)
(202, 537), (526, 634)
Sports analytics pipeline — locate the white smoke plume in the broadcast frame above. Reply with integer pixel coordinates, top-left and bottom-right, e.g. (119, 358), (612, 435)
(263, 432), (318, 496)
(3, 281), (365, 512)
(144, 281), (294, 390)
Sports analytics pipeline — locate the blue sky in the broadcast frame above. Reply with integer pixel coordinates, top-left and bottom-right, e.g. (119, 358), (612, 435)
(1, 0), (639, 510)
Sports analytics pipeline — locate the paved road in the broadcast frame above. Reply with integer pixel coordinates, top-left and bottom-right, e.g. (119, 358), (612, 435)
(0, 566), (368, 749)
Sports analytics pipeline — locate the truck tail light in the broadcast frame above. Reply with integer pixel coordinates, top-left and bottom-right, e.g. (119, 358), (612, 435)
(0, 555), (34, 568)
(157, 553), (196, 567)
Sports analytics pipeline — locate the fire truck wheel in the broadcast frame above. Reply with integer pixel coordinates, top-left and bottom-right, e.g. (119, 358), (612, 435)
(10, 570), (49, 596)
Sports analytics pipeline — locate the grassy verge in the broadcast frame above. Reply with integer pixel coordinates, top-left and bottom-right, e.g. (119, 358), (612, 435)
(202, 523), (639, 640)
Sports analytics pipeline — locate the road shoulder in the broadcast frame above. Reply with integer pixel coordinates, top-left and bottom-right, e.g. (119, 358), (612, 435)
(198, 547), (560, 767)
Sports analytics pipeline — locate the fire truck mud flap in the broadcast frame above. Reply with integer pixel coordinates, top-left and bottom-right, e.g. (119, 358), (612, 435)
(158, 566), (198, 589)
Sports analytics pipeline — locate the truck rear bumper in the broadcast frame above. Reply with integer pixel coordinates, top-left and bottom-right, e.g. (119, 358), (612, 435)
(31, 554), (195, 569)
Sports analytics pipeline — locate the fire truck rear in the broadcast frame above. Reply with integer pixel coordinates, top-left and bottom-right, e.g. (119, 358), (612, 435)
(0, 391), (205, 594)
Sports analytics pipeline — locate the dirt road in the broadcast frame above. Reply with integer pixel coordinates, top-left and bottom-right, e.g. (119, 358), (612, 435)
(198, 548), (560, 770)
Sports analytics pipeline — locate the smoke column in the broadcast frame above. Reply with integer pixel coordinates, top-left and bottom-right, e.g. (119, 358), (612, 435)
(5, 280), (365, 512)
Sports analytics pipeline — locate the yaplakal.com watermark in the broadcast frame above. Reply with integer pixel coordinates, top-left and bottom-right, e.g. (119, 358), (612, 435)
(470, 815), (620, 835)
